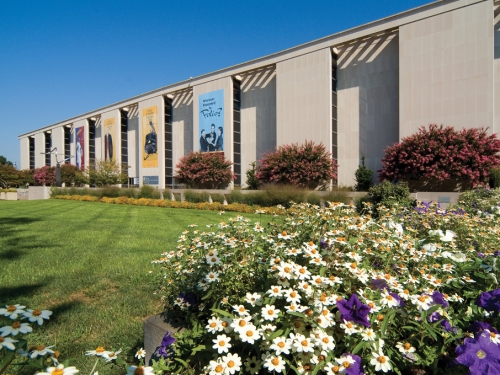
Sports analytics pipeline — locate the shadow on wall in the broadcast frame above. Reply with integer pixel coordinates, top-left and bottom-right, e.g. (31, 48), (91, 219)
(173, 89), (194, 156)
(337, 30), (399, 180)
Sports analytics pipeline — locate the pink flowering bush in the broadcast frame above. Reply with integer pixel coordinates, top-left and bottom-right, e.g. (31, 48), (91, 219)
(33, 166), (56, 186)
(256, 141), (337, 189)
(174, 152), (235, 189)
(379, 124), (500, 186)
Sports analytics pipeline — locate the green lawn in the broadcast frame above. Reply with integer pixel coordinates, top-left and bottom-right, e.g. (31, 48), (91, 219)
(0, 200), (259, 374)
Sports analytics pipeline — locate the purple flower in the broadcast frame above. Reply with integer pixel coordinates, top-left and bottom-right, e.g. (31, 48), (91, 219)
(455, 331), (500, 374)
(468, 321), (499, 335)
(157, 331), (176, 357)
(337, 294), (371, 327)
(440, 319), (453, 332)
(179, 292), (197, 307)
(428, 311), (441, 323)
(371, 279), (389, 292)
(477, 252), (485, 258)
(390, 292), (405, 307)
(476, 289), (500, 316)
(431, 291), (449, 308)
(342, 353), (364, 375)
(319, 239), (331, 249)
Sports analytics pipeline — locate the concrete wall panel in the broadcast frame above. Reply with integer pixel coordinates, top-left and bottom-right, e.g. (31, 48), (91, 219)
(172, 89), (194, 176)
(494, 4), (500, 134)
(19, 137), (29, 170)
(400, 1), (494, 138)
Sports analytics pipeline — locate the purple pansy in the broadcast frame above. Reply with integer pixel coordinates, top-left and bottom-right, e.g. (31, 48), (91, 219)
(428, 311), (441, 323)
(157, 331), (176, 357)
(390, 292), (405, 307)
(431, 291), (449, 308)
(371, 279), (389, 292)
(475, 289), (500, 316)
(455, 331), (500, 374)
(342, 353), (364, 375)
(337, 294), (371, 327)
(468, 321), (499, 335)
(179, 292), (197, 307)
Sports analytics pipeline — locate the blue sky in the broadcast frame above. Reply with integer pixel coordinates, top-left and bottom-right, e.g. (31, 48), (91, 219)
(0, 0), (430, 168)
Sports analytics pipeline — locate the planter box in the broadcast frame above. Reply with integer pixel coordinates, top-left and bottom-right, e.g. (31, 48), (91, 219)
(0, 192), (5, 200)
(143, 313), (185, 366)
(5, 192), (18, 200)
(407, 178), (472, 193)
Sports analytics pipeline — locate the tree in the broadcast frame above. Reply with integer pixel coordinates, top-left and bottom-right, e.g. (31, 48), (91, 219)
(0, 164), (25, 187)
(245, 161), (260, 190)
(33, 166), (56, 186)
(379, 124), (500, 186)
(255, 141), (337, 189)
(0, 155), (13, 166)
(60, 164), (86, 186)
(354, 156), (373, 191)
(175, 152), (235, 189)
(84, 160), (129, 187)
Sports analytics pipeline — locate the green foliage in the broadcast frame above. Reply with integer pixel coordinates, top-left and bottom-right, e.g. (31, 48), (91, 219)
(0, 164), (29, 188)
(458, 187), (500, 215)
(60, 164), (86, 186)
(138, 184), (161, 199)
(245, 161), (260, 190)
(490, 166), (500, 189)
(175, 152), (234, 189)
(357, 180), (415, 216)
(0, 155), (13, 166)
(354, 155), (373, 191)
(84, 159), (129, 187)
(184, 190), (210, 203)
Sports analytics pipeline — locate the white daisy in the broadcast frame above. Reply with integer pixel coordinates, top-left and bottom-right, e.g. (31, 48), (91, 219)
(284, 289), (301, 304)
(291, 333), (315, 353)
(86, 346), (109, 357)
(0, 304), (26, 320)
(37, 364), (79, 375)
(396, 342), (415, 354)
(206, 272), (220, 283)
(316, 331), (335, 351)
(340, 320), (358, 335)
(239, 324), (260, 344)
(270, 336), (292, 355)
(232, 305), (250, 316)
(267, 285), (283, 298)
(23, 309), (52, 325)
(230, 316), (252, 334)
(262, 352), (286, 373)
(361, 328), (377, 341)
(222, 352), (242, 375)
(0, 336), (17, 350)
(212, 334), (232, 354)
(245, 292), (263, 307)
(102, 349), (122, 362)
(0, 322), (32, 336)
(126, 366), (154, 375)
(206, 316), (224, 333)
(370, 350), (392, 372)
(261, 305), (280, 321)
(135, 348), (146, 359)
(30, 345), (55, 358)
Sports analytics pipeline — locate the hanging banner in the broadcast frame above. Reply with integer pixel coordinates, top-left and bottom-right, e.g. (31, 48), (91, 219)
(198, 89), (224, 152)
(75, 126), (85, 170)
(103, 118), (116, 161)
(142, 106), (158, 168)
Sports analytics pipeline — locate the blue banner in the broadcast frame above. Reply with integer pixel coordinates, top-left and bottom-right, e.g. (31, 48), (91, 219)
(199, 89), (224, 152)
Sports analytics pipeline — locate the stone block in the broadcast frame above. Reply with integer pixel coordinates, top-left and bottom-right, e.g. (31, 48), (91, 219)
(143, 314), (185, 366)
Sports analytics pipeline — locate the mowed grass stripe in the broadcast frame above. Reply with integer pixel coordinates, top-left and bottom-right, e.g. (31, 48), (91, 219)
(0, 200), (260, 375)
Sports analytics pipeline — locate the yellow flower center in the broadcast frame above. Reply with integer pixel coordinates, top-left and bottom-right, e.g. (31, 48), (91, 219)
(377, 356), (387, 363)
(0, 337), (3, 343)
(477, 350), (486, 359)
(343, 361), (351, 368)
(12, 322), (21, 329)
(387, 295), (393, 300)
(210, 322), (217, 328)
(228, 361), (235, 368)
(322, 337), (330, 343)
(239, 320), (246, 327)
(32, 309), (42, 316)
(272, 358), (280, 366)
(332, 366), (340, 373)
(219, 340), (225, 346)
(37, 345), (45, 351)
(346, 323), (353, 329)
(246, 330), (253, 337)
(301, 340), (309, 346)
(290, 291), (297, 298)
(215, 365), (224, 373)
(299, 268), (306, 274)
(284, 267), (291, 273)
(96, 346), (105, 353)
(52, 369), (64, 375)
(403, 343), (411, 350)
(134, 368), (144, 375)
(221, 321), (228, 327)
(491, 332), (497, 338)
(267, 310), (274, 315)
(282, 231), (287, 236)
(350, 263), (357, 269)
(239, 307), (245, 313)
(278, 342), (285, 348)
(7, 306), (16, 312)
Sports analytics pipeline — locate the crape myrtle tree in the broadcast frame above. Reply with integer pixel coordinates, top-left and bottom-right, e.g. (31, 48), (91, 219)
(174, 152), (235, 189)
(255, 141), (337, 189)
(379, 124), (500, 186)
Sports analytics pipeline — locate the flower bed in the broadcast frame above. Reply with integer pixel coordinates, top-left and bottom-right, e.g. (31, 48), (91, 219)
(150, 202), (500, 374)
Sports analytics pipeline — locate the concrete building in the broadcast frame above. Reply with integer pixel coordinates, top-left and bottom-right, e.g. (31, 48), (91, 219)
(18, 0), (500, 188)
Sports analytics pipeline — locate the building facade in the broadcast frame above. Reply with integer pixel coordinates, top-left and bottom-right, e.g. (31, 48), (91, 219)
(18, 0), (500, 188)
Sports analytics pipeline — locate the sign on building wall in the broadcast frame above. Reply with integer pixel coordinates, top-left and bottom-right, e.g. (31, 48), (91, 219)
(75, 126), (85, 170)
(103, 118), (116, 161)
(142, 106), (158, 168)
(198, 89), (224, 152)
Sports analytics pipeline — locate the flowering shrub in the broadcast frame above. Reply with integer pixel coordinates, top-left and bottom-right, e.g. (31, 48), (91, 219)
(458, 187), (500, 216)
(33, 166), (56, 186)
(256, 141), (337, 189)
(175, 152), (235, 189)
(151, 200), (500, 375)
(379, 124), (500, 186)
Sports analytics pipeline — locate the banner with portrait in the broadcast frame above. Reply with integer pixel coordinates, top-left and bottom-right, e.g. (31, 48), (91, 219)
(142, 106), (158, 168)
(198, 89), (224, 152)
(103, 118), (116, 161)
(75, 126), (85, 170)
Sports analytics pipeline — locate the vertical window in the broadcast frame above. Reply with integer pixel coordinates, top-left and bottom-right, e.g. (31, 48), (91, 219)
(44, 131), (52, 166)
(164, 96), (173, 187)
(331, 49), (338, 186)
(64, 126), (71, 163)
(233, 77), (241, 186)
(88, 120), (96, 166)
(120, 110), (128, 167)
(29, 137), (35, 169)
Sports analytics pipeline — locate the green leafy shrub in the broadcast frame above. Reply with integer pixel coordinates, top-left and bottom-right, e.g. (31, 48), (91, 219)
(84, 159), (129, 187)
(458, 187), (500, 215)
(184, 190), (210, 203)
(354, 155), (373, 191)
(175, 152), (235, 189)
(138, 184), (161, 199)
(256, 141), (337, 189)
(210, 193), (225, 204)
(245, 161), (260, 190)
(357, 180), (415, 216)
(490, 166), (500, 189)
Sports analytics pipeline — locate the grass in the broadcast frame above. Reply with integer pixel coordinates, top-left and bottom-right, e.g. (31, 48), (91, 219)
(0, 200), (260, 374)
